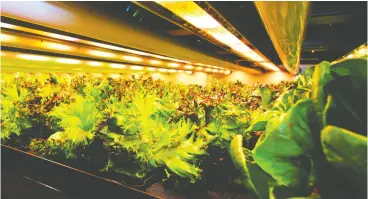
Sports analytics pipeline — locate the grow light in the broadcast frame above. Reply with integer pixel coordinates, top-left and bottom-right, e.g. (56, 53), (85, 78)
(0, 33), (16, 42)
(168, 63), (180, 68)
(1, 21), (233, 75)
(184, 65), (194, 69)
(88, 50), (116, 58)
(44, 42), (73, 51)
(155, 1), (280, 72)
(17, 54), (50, 61)
(130, 65), (144, 70)
(149, 60), (162, 65)
(56, 58), (81, 64)
(122, 55), (143, 62)
(109, 63), (126, 69)
(87, 61), (103, 67)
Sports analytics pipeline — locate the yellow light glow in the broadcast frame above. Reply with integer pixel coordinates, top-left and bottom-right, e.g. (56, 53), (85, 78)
(211, 32), (241, 46)
(87, 61), (103, 67)
(92, 73), (103, 78)
(168, 63), (180, 67)
(184, 65), (194, 69)
(0, 33), (16, 42)
(232, 45), (252, 54)
(224, 70), (231, 75)
(358, 48), (367, 55)
(0, 22), (16, 29)
(88, 41), (188, 63)
(158, 68), (168, 72)
(122, 55), (143, 62)
(185, 71), (193, 75)
(347, 54), (353, 59)
(260, 62), (280, 71)
(88, 50), (116, 58)
(183, 14), (220, 29)
(178, 70), (184, 73)
(213, 69), (219, 73)
(90, 42), (126, 51)
(245, 51), (265, 62)
(156, 1), (278, 71)
(130, 65), (144, 70)
(168, 69), (176, 73)
(147, 67), (156, 71)
(0, 52), (6, 56)
(149, 60), (162, 65)
(196, 67), (203, 71)
(44, 42), (72, 51)
(47, 33), (79, 42)
(109, 63), (126, 69)
(219, 70), (224, 73)
(17, 54), (50, 61)
(205, 68), (212, 72)
(56, 58), (81, 64)
(109, 73), (120, 79)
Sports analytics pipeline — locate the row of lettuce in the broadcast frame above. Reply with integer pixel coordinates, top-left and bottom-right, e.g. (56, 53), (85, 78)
(1, 58), (367, 198)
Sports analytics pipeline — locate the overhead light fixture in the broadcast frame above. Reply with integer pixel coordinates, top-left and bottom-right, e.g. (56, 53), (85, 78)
(87, 61), (103, 67)
(122, 55), (143, 62)
(55, 58), (81, 64)
(183, 14), (220, 29)
(0, 33), (16, 42)
(2, 21), (238, 74)
(185, 71), (193, 75)
(0, 22), (16, 29)
(109, 63), (126, 69)
(149, 60), (162, 65)
(224, 70), (231, 75)
(168, 63), (180, 67)
(155, 1), (279, 71)
(147, 67), (156, 71)
(130, 65), (144, 70)
(44, 42), (72, 51)
(88, 50), (116, 58)
(17, 54), (50, 61)
(184, 65), (194, 69)
(47, 33), (79, 42)
(260, 62), (279, 71)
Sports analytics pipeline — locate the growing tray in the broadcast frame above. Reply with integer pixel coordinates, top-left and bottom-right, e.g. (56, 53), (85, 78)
(1, 144), (159, 199)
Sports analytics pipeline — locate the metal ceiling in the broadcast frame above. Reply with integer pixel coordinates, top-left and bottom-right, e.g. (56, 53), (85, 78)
(77, 1), (367, 73)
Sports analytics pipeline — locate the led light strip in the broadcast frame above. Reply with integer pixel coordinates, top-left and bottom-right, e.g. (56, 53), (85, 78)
(154, 1), (280, 72)
(1, 50), (198, 74)
(0, 22), (230, 75)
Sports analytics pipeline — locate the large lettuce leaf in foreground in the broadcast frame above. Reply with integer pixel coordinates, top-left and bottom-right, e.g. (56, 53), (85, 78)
(321, 125), (367, 179)
(252, 99), (319, 188)
(318, 125), (367, 199)
(324, 58), (367, 135)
